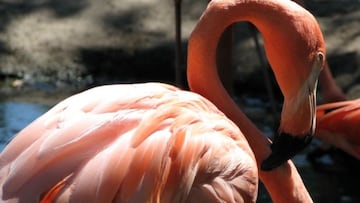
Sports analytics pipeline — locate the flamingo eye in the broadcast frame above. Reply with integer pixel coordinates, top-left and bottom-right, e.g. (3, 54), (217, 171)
(316, 52), (325, 69)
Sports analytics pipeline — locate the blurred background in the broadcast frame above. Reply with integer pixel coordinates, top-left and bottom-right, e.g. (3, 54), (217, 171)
(0, 0), (360, 202)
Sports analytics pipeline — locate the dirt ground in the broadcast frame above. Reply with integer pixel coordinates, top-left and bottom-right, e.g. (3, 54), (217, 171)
(0, 0), (359, 101)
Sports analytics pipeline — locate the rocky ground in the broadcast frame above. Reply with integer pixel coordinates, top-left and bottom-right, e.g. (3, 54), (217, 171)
(0, 0), (359, 102)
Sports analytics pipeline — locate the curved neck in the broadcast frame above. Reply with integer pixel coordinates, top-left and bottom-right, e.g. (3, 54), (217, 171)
(187, 0), (312, 202)
(188, 0), (292, 156)
(188, 0), (317, 100)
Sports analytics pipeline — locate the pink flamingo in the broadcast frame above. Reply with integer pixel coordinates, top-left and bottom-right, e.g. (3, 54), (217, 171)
(0, 0), (326, 202)
(315, 98), (360, 160)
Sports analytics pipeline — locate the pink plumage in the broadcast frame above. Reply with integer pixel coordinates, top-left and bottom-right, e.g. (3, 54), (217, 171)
(0, 83), (257, 203)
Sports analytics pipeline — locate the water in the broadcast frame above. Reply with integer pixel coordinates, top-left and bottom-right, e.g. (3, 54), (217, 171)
(0, 98), (359, 202)
(0, 101), (50, 151)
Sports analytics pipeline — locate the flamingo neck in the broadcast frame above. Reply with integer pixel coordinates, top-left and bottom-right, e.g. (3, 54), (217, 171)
(187, 0), (313, 202)
(188, 0), (291, 160)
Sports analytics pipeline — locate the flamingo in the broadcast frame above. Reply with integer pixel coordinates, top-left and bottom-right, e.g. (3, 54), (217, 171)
(0, 0), (326, 202)
(315, 99), (360, 159)
(310, 97), (360, 172)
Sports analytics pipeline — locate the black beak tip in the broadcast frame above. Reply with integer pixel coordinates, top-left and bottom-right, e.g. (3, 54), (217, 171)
(261, 133), (313, 171)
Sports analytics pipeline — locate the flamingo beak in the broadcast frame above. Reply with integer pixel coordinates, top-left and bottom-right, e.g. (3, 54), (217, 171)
(261, 90), (316, 171)
(260, 53), (324, 171)
(260, 133), (313, 171)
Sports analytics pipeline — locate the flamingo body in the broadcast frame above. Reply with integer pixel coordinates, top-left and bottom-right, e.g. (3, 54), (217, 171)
(316, 99), (360, 159)
(0, 83), (257, 203)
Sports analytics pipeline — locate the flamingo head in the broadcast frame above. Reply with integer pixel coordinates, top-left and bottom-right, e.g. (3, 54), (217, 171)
(258, 2), (326, 170)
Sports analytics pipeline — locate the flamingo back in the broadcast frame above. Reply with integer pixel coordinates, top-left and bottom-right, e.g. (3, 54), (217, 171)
(0, 83), (258, 203)
(316, 99), (360, 159)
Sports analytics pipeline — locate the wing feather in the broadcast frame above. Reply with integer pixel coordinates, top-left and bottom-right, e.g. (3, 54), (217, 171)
(316, 99), (360, 159)
(0, 83), (258, 203)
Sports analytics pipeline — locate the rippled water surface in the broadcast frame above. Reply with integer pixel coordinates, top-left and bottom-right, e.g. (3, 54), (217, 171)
(0, 98), (359, 202)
